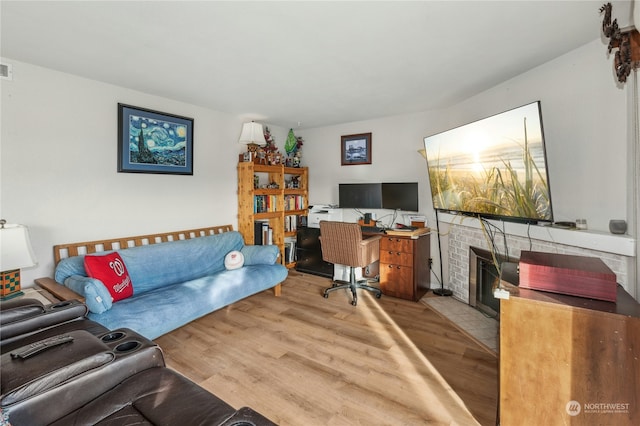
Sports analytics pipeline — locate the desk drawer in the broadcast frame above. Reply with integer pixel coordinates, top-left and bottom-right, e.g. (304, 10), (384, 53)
(380, 237), (413, 253)
(380, 250), (413, 267)
(380, 264), (413, 299)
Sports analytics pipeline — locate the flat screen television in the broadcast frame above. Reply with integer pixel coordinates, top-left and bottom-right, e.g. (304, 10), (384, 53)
(423, 101), (553, 224)
(339, 183), (382, 209)
(382, 182), (419, 211)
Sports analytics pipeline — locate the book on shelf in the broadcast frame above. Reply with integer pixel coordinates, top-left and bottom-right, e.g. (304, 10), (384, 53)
(284, 238), (296, 263)
(284, 195), (305, 211)
(285, 215), (298, 232)
(262, 222), (273, 245)
(254, 220), (273, 245)
(254, 195), (277, 213)
(254, 221), (264, 245)
(284, 244), (291, 264)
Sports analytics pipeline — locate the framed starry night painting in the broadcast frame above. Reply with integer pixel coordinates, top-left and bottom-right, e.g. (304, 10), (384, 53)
(117, 104), (194, 175)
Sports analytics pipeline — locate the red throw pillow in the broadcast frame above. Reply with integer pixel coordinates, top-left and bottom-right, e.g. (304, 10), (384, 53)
(84, 252), (133, 302)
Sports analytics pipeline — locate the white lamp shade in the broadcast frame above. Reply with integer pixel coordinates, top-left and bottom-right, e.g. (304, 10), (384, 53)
(239, 122), (267, 145)
(0, 224), (37, 271)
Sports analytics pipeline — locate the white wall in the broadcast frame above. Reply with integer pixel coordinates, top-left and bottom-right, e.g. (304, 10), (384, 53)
(0, 59), (289, 285)
(301, 109), (445, 226)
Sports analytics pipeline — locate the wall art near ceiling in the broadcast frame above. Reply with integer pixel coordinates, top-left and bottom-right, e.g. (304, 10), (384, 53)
(118, 103), (194, 175)
(341, 132), (372, 165)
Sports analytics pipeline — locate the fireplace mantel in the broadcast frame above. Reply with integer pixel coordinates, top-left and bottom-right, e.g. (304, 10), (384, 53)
(436, 212), (637, 302)
(438, 212), (635, 257)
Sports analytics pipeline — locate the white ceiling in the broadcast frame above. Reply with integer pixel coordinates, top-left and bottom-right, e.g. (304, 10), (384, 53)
(0, 1), (617, 129)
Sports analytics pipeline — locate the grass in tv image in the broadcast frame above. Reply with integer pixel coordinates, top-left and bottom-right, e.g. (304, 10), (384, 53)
(425, 102), (552, 222)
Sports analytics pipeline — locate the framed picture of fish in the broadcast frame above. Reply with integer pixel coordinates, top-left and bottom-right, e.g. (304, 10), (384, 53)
(117, 103), (194, 175)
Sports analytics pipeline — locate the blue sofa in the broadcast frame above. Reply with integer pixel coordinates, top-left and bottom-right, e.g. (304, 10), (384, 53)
(49, 231), (287, 339)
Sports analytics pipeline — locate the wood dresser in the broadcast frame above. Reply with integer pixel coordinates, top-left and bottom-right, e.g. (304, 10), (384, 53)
(500, 284), (640, 425)
(378, 229), (430, 301)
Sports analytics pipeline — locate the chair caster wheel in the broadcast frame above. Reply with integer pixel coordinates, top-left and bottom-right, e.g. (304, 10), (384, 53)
(375, 293), (382, 299)
(351, 300), (357, 306)
(323, 293), (329, 299)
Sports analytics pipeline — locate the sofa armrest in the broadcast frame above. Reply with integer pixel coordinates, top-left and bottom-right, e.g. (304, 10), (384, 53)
(37, 276), (113, 315)
(0, 298), (89, 343)
(241, 245), (280, 265)
(35, 277), (85, 303)
(1, 298), (45, 325)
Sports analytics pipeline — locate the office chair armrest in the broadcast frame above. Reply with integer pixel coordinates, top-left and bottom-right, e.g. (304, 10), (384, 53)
(361, 235), (382, 243)
(359, 235), (381, 265)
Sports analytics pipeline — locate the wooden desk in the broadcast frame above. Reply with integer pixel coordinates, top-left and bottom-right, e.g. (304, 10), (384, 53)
(378, 231), (430, 301)
(500, 286), (640, 424)
(296, 225), (431, 299)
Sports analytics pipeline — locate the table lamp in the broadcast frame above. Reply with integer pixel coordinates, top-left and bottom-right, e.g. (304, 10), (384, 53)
(0, 219), (37, 300)
(239, 121), (267, 155)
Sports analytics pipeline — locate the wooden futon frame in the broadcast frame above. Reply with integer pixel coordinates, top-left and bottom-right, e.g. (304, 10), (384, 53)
(34, 225), (282, 302)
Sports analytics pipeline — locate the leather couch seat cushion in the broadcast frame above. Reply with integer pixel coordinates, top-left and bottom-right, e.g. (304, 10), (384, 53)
(50, 368), (237, 426)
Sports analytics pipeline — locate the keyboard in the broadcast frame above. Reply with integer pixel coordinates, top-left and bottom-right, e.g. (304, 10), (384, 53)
(360, 226), (385, 233)
(396, 225), (417, 230)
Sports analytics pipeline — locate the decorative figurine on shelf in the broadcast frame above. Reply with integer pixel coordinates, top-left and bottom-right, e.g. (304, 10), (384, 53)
(285, 129), (297, 157)
(291, 175), (300, 189)
(256, 147), (267, 164)
(285, 128), (304, 167)
(262, 126), (286, 165)
(263, 127), (278, 152)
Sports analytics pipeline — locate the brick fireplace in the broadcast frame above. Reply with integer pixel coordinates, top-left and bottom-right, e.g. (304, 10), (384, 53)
(468, 245), (519, 318)
(437, 214), (636, 303)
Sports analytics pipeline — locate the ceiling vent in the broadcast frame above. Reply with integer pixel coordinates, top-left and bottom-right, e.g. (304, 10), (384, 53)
(0, 63), (13, 80)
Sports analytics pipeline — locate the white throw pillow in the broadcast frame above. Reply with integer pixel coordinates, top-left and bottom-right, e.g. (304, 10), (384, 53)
(224, 250), (245, 270)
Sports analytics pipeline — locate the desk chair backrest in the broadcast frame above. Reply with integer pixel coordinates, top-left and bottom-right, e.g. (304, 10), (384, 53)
(319, 221), (381, 268)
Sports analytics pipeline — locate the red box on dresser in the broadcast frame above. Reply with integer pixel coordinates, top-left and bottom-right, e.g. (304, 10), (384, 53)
(518, 251), (617, 302)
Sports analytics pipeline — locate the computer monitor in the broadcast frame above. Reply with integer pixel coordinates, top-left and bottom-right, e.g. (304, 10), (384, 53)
(339, 183), (383, 209)
(382, 182), (418, 211)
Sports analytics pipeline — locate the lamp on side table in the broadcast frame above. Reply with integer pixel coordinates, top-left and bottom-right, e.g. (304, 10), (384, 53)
(0, 219), (37, 300)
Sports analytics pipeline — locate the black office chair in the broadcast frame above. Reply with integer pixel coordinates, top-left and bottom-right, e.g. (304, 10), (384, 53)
(319, 221), (382, 306)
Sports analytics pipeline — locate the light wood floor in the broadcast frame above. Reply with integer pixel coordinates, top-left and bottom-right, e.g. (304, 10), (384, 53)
(156, 271), (498, 426)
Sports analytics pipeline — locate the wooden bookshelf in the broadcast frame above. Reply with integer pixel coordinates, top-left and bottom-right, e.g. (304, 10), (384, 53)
(237, 162), (308, 268)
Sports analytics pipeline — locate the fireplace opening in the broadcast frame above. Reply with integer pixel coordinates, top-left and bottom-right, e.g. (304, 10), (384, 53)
(468, 246), (518, 319)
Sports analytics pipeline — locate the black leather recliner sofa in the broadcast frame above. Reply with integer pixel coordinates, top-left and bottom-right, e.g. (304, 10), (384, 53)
(0, 297), (277, 426)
